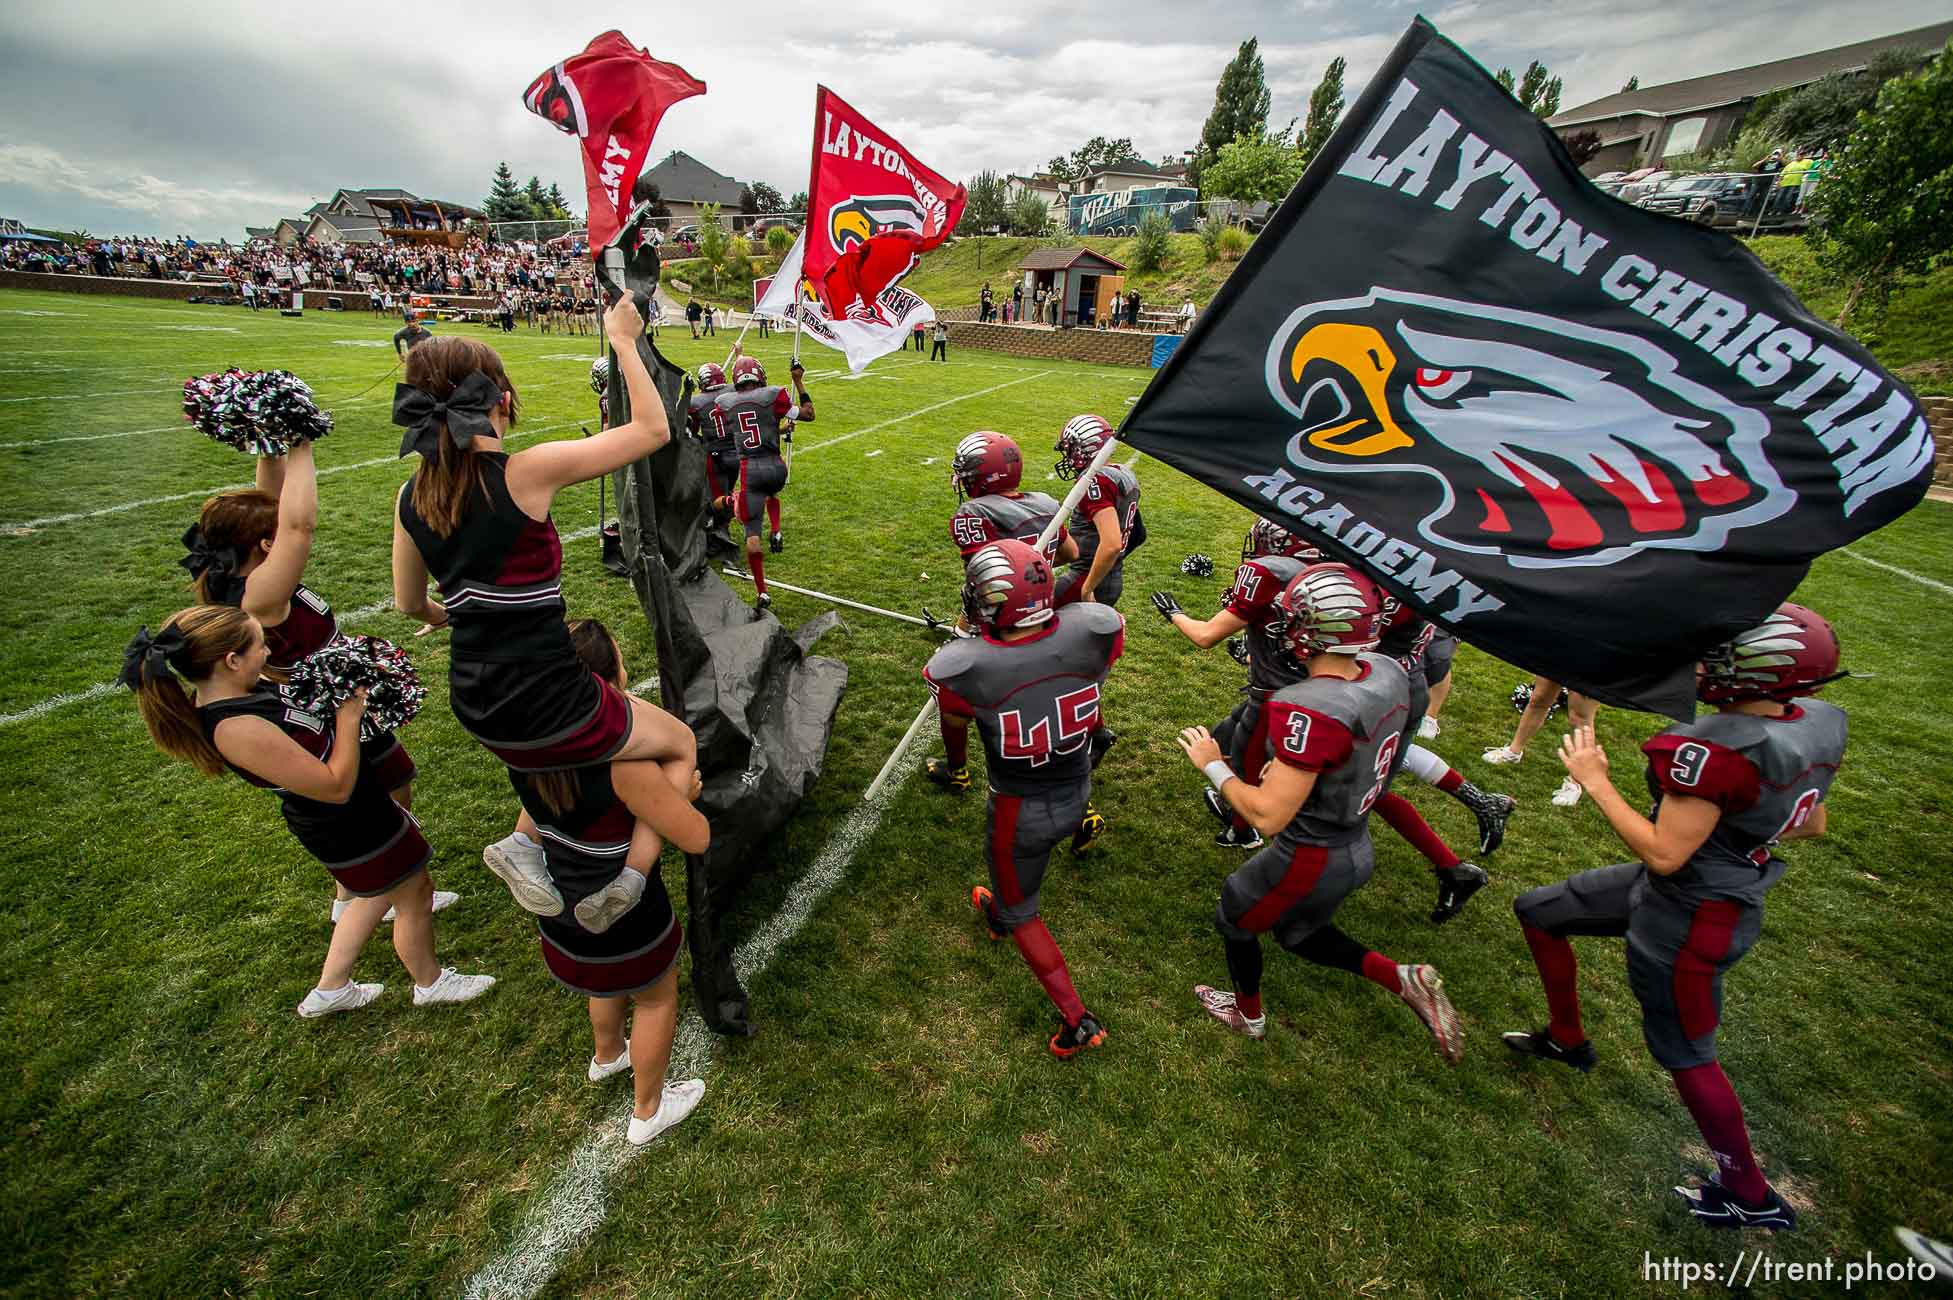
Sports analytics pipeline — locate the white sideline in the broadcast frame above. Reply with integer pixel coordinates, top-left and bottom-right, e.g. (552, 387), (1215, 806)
(1839, 547), (1953, 597)
(0, 387), (181, 403)
(0, 424), (183, 448)
(0, 681), (120, 728)
(460, 739), (925, 1300)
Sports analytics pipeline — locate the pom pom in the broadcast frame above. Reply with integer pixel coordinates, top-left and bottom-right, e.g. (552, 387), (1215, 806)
(1509, 682), (1568, 716)
(182, 368), (333, 456)
(282, 635), (425, 741)
(1180, 553), (1215, 578)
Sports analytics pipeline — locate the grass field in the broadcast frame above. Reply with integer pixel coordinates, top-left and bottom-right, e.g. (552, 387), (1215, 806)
(1, 287), (1949, 1299)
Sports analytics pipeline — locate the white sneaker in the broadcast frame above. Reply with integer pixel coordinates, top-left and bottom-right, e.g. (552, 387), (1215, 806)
(626, 1078), (705, 1146)
(588, 1044), (632, 1083)
(1481, 745), (1524, 765)
(297, 981), (383, 1018)
(332, 889), (460, 925)
(1552, 777), (1583, 807)
(483, 834), (564, 916)
(1418, 715), (1440, 740)
(573, 870), (646, 935)
(412, 967), (497, 1007)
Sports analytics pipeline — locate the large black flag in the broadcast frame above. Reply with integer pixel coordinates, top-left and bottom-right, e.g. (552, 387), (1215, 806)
(1122, 19), (1932, 717)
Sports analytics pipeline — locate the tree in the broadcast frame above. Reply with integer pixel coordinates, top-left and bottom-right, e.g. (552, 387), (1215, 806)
(1495, 67), (1516, 95)
(788, 190), (808, 215)
(738, 185), (760, 216)
(631, 177), (673, 221)
(1808, 42), (1953, 327)
(1006, 190), (1051, 236)
(523, 176), (550, 219)
(1201, 128), (1307, 203)
(1190, 39), (1271, 190)
(1621, 75), (1640, 93)
(959, 170), (1011, 233)
(544, 181), (569, 214)
(1045, 136), (1138, 183)
(484, 162), (526, 223)
(1298, 57), (1347, 164)
(1537, 78), (1562, 118)
(1771, 49), (1924, 148)
(748, 182), (786, 214)
(1563, 128), (1603, 167)
(1131, 211), (1173, 272)
(696, 203), (729, 285)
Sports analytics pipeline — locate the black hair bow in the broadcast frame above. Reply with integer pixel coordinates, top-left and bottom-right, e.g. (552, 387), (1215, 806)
(178, 524), (249, 604)
(120, 624), (189, 690)
(392, 369), (501, 458)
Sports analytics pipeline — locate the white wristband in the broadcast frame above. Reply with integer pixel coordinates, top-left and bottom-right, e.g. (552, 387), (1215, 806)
(1203, 760), (1235, 794)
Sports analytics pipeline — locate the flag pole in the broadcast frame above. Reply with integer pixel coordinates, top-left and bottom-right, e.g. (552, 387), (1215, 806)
(871, 434), (1124, 790)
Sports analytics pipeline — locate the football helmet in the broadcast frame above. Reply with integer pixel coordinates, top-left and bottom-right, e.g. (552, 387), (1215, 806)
(1054, 413), (1112, 479)
(1698, 603), (1843, 704)
(962, 538), (1054, 631)
(1277, 563), (1383, 661)
(589, 356), (610, 396)
(951, 431), (1023, 499)
(1243, 517), (1322, 564)
(695, 362), (727, 392)
(729, 356), (766, 389)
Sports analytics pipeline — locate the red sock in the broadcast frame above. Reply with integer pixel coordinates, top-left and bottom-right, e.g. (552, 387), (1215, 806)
(1375, 793), (1462, 871)
(1521, 923), (1587, 1047)
(1435, 768), (1464, 794)
(1359, 951), (1402, 994)
(1236, 991), (1263, 1019)
(1672, 1062), (1769, 1203)
(1011, 918), (1087, 1025)
(766, 497), (780, 532)
(748, 550), (766, 595)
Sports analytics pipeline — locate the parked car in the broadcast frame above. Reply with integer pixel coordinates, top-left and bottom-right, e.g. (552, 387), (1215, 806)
(1616, 170), (1676, 204)
(1638, 172), (1805, 232)
(670, 224), (699, 241)
(748, 216), (800, 237)
(1591, 170), (1629, 184)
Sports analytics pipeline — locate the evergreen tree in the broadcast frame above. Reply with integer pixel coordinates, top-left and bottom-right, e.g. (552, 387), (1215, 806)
(1621, 75), (1640, 92)
(1516, 61), (1551, 111)
(1495, 67), (1516, 94)
(485, 162), (526, 223)
(1538, 77), (1562, 118)
(544, 181), (569, 216)
(1190, 39), (1271, 190)
(523, 176), (549, 221)
(1298, 56), (1347, 164)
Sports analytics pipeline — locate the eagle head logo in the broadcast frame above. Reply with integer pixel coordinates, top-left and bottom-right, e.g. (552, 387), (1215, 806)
(827, 195), (926, 255)
(1264, 289), (1790, 569)
(522, 65), (586, 138)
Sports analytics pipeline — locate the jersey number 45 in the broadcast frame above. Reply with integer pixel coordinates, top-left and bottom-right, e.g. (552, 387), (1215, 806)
(998, 685), (1100, 766)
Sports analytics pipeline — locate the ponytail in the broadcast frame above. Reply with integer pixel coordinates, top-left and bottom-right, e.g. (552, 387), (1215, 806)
(402, 336), (520, 537)
(124, 605), (257, 776)
(182, 490), (276, 604)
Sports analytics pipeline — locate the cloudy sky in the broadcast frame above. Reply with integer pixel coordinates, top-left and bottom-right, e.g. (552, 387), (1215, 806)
(1, 0), (1944, 240)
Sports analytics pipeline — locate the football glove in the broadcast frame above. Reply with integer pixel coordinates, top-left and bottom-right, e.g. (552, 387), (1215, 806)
(1226, 635), (1250, 665)
(1151, 591), (1183, 623)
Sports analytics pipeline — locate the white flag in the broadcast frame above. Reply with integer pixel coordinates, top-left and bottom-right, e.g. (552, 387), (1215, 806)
(754, 232), (936, 374)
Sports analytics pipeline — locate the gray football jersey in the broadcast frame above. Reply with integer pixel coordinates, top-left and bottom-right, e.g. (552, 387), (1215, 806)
(687, 390), (731, 451)
(923, 603), (1124, 795)
(950, 491), (1068, 560)
(1066, 465), (1142, 574)
(1261, 653), (1411, 845)
(1641, 700), (1848, 906)
(1223, 555), (1306, 694)
(714, 385), (794, 459)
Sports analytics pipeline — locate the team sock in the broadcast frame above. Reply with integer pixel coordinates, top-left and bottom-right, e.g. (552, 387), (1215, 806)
(942, 724), (968, 768)
(1520, 922), (1587, 1047)
(1287, 924), (1401, 993)
(747, 550), (766, 595)
(1360, 951), (1404, 994)
(766, 497), (781, 532)
(1435, 767), (1464, 794)
(1672, 1062), (1770, 1204)
(1011, 918), (1087, 1025)
(1224, 935), (1264, 1006)
(1375, 792), (1464, 871)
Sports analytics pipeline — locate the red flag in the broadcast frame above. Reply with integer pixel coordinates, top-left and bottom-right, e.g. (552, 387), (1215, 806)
(524, 32), (705, 250)
(803, 87), (966, 323)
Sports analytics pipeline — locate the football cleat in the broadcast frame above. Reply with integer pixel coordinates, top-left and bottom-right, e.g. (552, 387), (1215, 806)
(1215, 823), (1264, 850)
(969, 885), (1006, 940)
(1500, 1027), (1597, 1072)
(1071, 804), (1106, 855)
(1673, 1179), (1798, 1232)
(1088, 726), (1117, 769)
(1049, 1010), (1107, 1058)
(1431, 863), (1489, 925)
(769, 530), (783, 554)
(1455, 783), (1516, 856)
(1397, 964), (1464, 1064)
(924, 759), (971, 793)
(1201, 786), (1232, 828)
(1194, 985), (1267, 1039)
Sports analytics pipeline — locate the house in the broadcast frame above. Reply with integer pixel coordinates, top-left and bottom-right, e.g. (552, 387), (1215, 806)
(1076, 157), (1173, 194)
(1017, 246), (1128, 328)
(303, 211), (384, 245)
(639, 151), (749, 228)
(1004, 172), (1071, 228)
(271, 217), (310, 247)
(1549, 18), (1953, 174)
(247, 188), (486, 247)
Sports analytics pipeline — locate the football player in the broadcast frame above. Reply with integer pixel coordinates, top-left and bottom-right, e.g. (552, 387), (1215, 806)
(713, 350), (813, 611)
(686, 361), (736, 514)
(923, 539), (1123, 1057)
(1176, 563), (1463, 1062)
(947, 431), (1077, 566)
(1050, 414), (1145, 609)
(1504, 604), (1847, 1231)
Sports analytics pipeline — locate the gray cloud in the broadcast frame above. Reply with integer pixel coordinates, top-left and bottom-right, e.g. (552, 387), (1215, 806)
(0, 0), (1944, 238)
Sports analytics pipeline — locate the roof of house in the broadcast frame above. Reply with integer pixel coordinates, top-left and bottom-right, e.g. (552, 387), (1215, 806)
(307, 212), (385, 243)
(1083, 157), (1170, 181)
(1550, 18), (1953, 126)
(642, 151), (746, 206)
(1018, 247), (1128, 273)
(244, 226), (277, 239)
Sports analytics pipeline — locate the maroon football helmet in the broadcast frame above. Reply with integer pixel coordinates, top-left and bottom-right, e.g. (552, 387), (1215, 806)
(1243, 517), (1322, 564)
(951, 431), (1024, 499)
(695, 362), (727, 392)
(1054, 413), (1111, 479)
(962, 538), (1054, 631)
(1277, 563), (1383, 661)
(1698, 603), (1844, 704)
(730, 356), (766, 389)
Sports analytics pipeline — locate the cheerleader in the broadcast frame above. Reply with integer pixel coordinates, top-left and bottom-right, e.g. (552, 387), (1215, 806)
(390, 297), (697, 927)
(124, 605), (494, 1017)
(180, 438), (454, 924)
(511, 619), (708, 1145)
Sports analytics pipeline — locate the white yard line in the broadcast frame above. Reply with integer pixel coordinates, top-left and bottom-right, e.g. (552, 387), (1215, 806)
(794, 371), (1055, 457)
(460, 737), (925, 1300)
(1839, 547), (1953, 597)
(0, 681), (121, 728)
(0, 386), (180, 403)
(0, 424), (184, 448)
